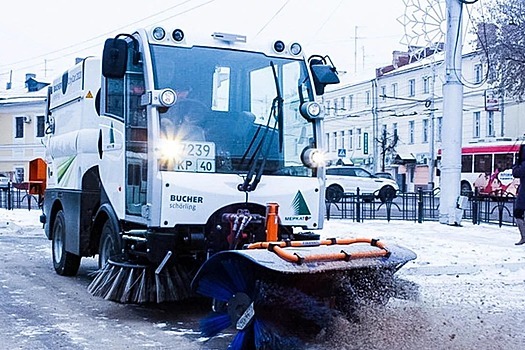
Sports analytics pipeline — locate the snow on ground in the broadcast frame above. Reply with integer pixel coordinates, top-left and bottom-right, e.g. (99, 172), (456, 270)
(2, 209), (525, 349)
(317, 218), (525, 311)
(3, 208), (523, 310)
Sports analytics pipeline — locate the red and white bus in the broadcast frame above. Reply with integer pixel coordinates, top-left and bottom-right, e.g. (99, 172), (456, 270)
(438, 141), (521, 196)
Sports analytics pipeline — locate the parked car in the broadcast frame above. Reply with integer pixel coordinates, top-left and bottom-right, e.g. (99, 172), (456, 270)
(0, 174), (9, 188)
(325, 166), (399, 203)
(374, 172), (395, 180)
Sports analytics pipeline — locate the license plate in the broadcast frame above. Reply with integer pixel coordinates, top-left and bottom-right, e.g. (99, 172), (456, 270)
(175, 142), (216, 173)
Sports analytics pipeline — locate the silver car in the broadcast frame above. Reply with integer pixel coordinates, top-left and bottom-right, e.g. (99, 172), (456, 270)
(325, 166), (399, 202)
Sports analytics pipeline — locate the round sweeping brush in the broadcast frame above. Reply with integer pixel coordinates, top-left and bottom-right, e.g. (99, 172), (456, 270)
(193, 256), (336, 349)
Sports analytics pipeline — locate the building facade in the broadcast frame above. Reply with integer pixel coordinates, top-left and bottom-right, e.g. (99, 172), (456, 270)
(323, 50), (524, 192)
(0, 75), (48, 183)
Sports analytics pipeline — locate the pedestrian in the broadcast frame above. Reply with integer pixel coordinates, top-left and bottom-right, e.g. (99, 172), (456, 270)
(512, 143), (525, 245)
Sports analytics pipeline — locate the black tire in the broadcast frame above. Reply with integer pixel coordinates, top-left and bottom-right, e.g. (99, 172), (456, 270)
(98, 219), (122, 269)
(52, 210), (81, 276)
(379, 185), (396, 203)
(326, 185), (344, 203)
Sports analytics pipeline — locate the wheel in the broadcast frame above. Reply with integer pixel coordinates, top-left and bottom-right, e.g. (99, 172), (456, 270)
(379, 185), (396, 203)
(326, 185), (344, 203)
(98, 219), (122, 268)
(52, 210), (81, 276)
(460, 181), (472, 196)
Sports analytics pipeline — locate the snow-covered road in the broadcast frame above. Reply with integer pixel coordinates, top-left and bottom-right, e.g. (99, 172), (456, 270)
(1, 209), (524, 349)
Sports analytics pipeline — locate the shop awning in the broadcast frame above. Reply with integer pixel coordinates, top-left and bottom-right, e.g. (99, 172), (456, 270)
(394, 152), (416, 164)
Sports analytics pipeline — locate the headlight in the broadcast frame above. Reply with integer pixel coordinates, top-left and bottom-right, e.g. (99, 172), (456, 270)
(301, 147), (325, 169)
(158, 139), (184, 161)
(299, 101), (322, 120)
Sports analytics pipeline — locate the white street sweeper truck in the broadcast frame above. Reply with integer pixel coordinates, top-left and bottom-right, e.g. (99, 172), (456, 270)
(40, 25), (416, 349)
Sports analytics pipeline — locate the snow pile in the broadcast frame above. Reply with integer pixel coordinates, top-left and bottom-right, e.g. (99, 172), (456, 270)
(0, 209), (43, 236)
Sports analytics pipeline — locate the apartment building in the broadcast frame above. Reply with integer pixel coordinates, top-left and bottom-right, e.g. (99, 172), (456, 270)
(323, 50), (524, 192)
(0, 74), (48, 183)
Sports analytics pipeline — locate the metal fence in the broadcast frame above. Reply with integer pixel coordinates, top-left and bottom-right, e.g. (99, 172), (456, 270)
(325, 187), (518, 227)
(1, 183), (518, 227)
(0, 185), (41, 210)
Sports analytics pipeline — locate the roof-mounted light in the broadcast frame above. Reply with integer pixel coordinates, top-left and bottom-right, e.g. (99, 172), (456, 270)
(172, 29), (184, 42)
(273, 40), (285, 53)
(290, 42), (302, 55)
(211, 32), (247, 43)
(152, 27), (166, 41)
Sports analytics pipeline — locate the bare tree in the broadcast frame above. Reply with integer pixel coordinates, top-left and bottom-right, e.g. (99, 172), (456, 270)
(376, 128), (398, 172)
(475, 0), (525, 100)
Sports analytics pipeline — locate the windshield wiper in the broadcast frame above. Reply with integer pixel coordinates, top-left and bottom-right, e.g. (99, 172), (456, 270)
(238, 62), (282, 193)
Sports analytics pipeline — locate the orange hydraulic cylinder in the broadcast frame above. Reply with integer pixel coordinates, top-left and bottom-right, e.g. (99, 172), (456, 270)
(265, 202), (279, 242)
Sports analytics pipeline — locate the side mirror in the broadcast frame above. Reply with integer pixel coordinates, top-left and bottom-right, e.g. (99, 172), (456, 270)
(102, 38), (128, 79)
(309, 56), (340, 95)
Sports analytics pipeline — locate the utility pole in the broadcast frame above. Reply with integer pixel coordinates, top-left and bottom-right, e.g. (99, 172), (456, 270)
(439, 0), (464, 224)
(428, 64), (436, 189)
(354, 26), (358, 74)
(372, 78), (379, 173)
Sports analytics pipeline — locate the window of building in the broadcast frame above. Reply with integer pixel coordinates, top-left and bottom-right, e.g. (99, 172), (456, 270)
(334, 99), (339, 114)
(325, 133), (330, 152)
(357, 128), (362, 149)
(340, 96), (346, 110)
(422, 118), (429, 143)
(487, 111), (495, 137)
(391, 83), (398, 98)
(474, 63), (483, 84)
(348, 129), (353, 150)
(437, 116), (442, 142)
(423, 76), (430, 94)
(340, 130), (345, 149)
(333, 131), (338, 150)
(473, 111), (481, 138)
(365, 90), (371, 106)
(15, 117), (24, 138)
(325, 100), (332, 116)
(409, 120), (415, 144)
(381, 85), (386, 101)
(408, 79), (416, 97)
(36, 115), (45, 138)
(348, 95), (353, 110)
(393, 123), (398, 139)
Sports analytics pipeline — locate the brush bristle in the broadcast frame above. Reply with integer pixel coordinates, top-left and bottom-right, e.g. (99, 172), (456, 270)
(200, 312), (232, 337)
(87, 261), (193, 303)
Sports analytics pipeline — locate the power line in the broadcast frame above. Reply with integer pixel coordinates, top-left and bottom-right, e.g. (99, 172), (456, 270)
(254, 0), (291, 37)
(0, 0), (216, 79)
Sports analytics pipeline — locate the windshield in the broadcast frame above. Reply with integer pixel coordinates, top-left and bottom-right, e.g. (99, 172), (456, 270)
(151, 45), (316, 177)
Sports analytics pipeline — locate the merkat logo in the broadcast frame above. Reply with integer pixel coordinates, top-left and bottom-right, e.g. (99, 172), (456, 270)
(284, 191), (312, 221)
(292, 191), (311, 215)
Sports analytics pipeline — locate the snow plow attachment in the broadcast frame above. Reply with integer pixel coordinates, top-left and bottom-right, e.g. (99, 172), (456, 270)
(192, 237), (416, 349)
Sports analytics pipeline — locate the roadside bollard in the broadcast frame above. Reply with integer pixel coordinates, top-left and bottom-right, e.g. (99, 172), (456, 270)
(417, 187), (423, 223)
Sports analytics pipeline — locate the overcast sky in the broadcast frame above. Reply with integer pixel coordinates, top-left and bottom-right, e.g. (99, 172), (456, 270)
(0, 0), (418, 89)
